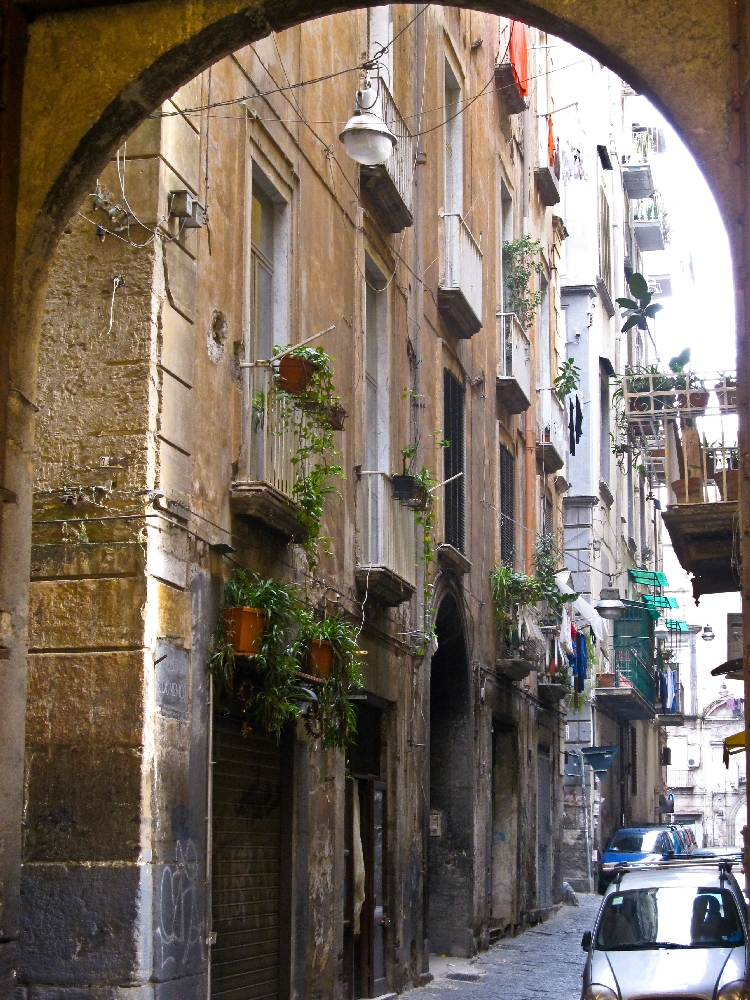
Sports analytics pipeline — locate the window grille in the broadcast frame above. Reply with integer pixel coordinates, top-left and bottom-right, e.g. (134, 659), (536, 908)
(443, 369), (465, 552)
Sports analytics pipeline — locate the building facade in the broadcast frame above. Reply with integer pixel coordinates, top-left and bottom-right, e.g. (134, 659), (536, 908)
(20, 9), (580, 1000)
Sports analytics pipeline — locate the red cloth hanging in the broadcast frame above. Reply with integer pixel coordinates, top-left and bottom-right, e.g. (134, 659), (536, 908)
(509, 20), (529, 99)
(547, 115), (555, 167)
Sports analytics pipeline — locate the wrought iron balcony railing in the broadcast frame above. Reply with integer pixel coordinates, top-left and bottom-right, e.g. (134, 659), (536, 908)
(495, 312), (531, 414)
(438, 212), (483, 338)
(356, 472), (416, 605)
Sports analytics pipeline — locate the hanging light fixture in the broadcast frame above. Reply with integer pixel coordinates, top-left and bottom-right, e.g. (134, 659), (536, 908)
(654, 617), (669, 641)
(595, 587), (626, 620)
(339, 73), (397, 166)
(701, 623), (715, 642)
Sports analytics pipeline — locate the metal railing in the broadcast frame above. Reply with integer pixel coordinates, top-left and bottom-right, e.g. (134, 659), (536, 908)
(496, 312), (531, 398)
(666, 769), (695, 789)
(241, 365), (308, 497)
(612, 644), (657, 703)
(358, 472), (416, 589)
(380, 83), (413, 217)
(612, 600), (657, 704)
(439, 212), (483, 322)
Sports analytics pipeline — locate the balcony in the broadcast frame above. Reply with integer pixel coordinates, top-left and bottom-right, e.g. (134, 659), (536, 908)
(230, 366), (309, 538)
(356, 472), (416, 606)
(595, 600), (657, 721)
(496, 312), (531, 414)
(633, 217), (665, 252)
(360, 84), (414, 233)
(621, 369), (742, 599)
(621, 164), (655, 200)
(438, 212), (483, 338)
(658, 682), (685, 726)
(536, 390), (567, 473)
(667, 769), (696, 790)
(535, 162), (560, 207)
(494, 62), (526, 115)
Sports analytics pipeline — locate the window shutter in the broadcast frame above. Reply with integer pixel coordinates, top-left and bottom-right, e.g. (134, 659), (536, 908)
(443, 369), (465, 552)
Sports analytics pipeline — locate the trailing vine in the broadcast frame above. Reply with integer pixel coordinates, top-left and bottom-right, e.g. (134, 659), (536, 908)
(502, 235), (546, 332)
(413, 466), (437, 656)
(298, 611), (364, 749)
(273, 345), (344, 569)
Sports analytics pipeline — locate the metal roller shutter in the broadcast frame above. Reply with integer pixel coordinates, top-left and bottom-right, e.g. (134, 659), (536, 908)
(212, 717), (282, 1000)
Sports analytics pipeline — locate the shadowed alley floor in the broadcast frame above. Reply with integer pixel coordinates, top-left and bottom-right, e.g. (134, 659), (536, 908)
(420, 893), (601, 999)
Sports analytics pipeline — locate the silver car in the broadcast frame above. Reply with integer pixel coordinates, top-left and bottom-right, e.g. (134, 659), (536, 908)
(581, 861), (749, 1000)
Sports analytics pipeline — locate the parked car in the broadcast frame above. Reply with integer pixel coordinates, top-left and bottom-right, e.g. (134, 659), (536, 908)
(598, 826), (695, 893)
(581, 860), (748, 1000)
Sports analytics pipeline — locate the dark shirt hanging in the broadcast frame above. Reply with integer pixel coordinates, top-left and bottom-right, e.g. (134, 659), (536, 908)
(575, 395), (584, 443)
(569, 398), (576, 455)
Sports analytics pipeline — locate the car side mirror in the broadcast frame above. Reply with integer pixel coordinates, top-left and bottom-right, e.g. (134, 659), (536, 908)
(581, 931), (592, 951)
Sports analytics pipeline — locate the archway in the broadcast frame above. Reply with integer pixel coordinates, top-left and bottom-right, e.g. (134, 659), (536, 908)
(428, 593), (473, 957)
(2, 0), (750, 988)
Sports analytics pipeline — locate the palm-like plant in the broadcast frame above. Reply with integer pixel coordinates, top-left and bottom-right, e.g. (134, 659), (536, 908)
(616, 272), (662, 333)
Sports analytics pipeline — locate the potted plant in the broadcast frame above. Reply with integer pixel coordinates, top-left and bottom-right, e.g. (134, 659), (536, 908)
(208, 569), (301, 738)
(276, 350), (315, 394)
(667, 349), (709, 412)
(298, 612), (364, 748)
(392, 444), (429, 509)
(715, 374), (737, 409)
(671, 477), (704, 503)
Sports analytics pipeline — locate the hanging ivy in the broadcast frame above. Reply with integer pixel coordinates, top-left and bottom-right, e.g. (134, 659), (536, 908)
(502, 236), (546, 332)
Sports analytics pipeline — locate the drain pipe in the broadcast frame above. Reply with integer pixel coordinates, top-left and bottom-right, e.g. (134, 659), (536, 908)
(522, 104), (535, 573)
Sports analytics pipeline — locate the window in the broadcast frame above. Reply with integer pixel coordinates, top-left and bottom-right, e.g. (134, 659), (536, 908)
(598, 185), (613, 296)
(444, 60), (463, 215)
(600, 363), (611, 484)
(364, 255), (389, 473)
(541, 494), (553, 537)
(247, 163), (288, 361)
(499, 445), (514, 562)
(443, 369), (465, 551)
(500, 180), (513, 312)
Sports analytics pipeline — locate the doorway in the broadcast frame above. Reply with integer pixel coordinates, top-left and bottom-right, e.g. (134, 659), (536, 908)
(211, 716), (292, 1000)
(536, 751), (552, 909)
(343, 703), (387, 999)
(428, 595), (472, 956)
(491, 725), (519, 934)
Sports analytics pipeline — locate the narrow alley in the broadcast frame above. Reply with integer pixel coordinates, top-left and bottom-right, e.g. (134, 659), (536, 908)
(420, 896), (601, 1000)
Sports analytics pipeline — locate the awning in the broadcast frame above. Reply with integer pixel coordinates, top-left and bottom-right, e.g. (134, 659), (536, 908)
(642, 594), (678, 611)
(629, 569), (669, 589)
(665, 619), (688, 633)
(554, 571), (608, 644)
(723, 729), (745, 768)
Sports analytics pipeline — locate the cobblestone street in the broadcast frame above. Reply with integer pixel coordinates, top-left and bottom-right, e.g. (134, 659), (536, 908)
(419, 894), (601, 1000)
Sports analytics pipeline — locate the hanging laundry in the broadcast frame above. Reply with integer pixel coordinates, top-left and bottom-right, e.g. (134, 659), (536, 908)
(560, 603), (573, 654)
(569, 398), (576, 455)
(547, 115), (555, 168)
(508, 21), (528, 98)
(659, 672), (668, 714)
(575, 395), (583, 443)
(666, 668), (676, 713)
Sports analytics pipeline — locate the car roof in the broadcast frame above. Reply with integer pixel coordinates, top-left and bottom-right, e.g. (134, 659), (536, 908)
(605, 864), (738, 894)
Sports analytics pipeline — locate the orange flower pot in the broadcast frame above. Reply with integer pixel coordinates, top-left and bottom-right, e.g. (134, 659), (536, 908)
(309, 639), (333, 679)
(277, 355), (315, 394)
(222, 607), (266, 656)
(671, 477), (704, 504)
(717, 469), (739, 502)
(596, 672), (615, 688)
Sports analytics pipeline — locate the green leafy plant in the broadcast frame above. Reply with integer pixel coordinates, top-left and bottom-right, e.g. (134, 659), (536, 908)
(490, 565), (541, 646)
(273, 346), (344, 569)
(616, 272), (662, 334)
(412, 466), (438, 656)
(533, 533), (576, 627)
(554, 358), (581, 401)
(502, 236), (546, 332)
(208, 569), (302, 739)
(298, 611), (364, 749)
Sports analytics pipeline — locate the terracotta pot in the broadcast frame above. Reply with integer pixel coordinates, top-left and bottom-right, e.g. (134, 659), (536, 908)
(324, 405), (347, 431)
(277, 354), (315, 394)
(222, 606), (266, 656)
(675, 390), (709, 413)
(596, 672), (615, 688)
(309, 639), (333, 679)
(717, 469), (739, 502)
(671, 477), (704, 504)
(715, 379), (737, 409)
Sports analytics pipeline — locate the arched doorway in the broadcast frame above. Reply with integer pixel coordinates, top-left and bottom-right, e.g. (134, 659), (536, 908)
(428, 594), (473, 957)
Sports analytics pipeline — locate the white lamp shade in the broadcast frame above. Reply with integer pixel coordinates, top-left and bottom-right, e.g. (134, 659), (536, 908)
(654, 618), (669, 641)
(595, 588), (626, 620)
(339, 111), (397, 166)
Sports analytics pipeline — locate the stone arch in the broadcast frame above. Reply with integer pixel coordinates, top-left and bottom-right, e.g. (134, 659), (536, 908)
(728, 796), (747, 848)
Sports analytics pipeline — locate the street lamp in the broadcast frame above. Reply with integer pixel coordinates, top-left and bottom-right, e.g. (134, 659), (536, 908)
(595, 587), (626, 621)
(339, 74), (397, 166)
(701, 623), (715, 642)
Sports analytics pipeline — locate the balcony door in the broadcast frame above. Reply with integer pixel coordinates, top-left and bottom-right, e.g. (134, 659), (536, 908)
(364, 254), (390, 563)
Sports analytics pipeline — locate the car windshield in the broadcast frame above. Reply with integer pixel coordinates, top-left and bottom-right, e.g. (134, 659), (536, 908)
(596, 888), (744, 951)
(608, 831), (661, 853)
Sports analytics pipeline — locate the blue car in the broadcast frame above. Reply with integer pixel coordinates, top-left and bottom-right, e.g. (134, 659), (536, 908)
(598, 827), (695, 893)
